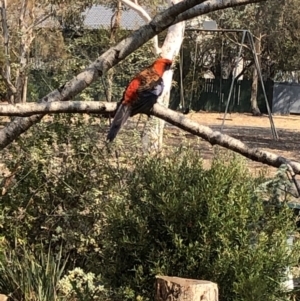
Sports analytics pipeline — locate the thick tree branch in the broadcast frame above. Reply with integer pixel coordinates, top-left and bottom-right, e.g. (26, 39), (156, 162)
(175, 0), (267, 22)
(0, 0), (267, 150)
(120, 0), (161, 54)
(0, 100), (298, 174)
(152, 104), (300, 174)
(0, 101), (117, 116)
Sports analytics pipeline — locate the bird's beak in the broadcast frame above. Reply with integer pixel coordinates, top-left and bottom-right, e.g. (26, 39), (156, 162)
(165, 64), (172, 71)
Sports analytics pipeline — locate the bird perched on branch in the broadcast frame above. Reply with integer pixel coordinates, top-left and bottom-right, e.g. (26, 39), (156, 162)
(107, 58), (172, 142)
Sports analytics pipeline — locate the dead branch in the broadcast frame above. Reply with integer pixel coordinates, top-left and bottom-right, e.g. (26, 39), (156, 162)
(0, 101), (117, 116)
(0, 100), (299, 175)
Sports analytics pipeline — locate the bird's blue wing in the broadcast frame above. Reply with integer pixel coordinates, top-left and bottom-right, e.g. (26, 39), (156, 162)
(131, 78), (164, 116)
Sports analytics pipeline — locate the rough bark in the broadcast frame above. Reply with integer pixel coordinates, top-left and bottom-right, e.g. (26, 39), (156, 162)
(155, 276), (218, 301)
(1, 101), (300, 175)
(0, 0), (268, 150)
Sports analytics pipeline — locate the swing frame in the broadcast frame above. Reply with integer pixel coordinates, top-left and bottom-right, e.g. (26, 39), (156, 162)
(185, 28), (279, 140)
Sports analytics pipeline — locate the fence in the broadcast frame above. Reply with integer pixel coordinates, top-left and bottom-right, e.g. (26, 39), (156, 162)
(170, 78), (274, 114)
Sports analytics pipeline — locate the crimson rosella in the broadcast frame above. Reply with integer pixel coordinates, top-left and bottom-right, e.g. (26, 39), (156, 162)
(107, 58), (172, 142)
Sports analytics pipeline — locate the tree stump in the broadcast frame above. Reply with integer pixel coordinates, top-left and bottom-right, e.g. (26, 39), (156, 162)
(155, 276), (218, 301)
(0, 294), (8, 301)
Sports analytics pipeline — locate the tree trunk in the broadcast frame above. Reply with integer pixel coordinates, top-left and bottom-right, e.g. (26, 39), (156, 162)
(106, 1), (122, 102)
(250, 33), (262, 116)
(0, 0), (17, 103)
(0, 294), (7, 301)
(155, 276), (218, 301)
(250, 63), (261, 116)
(142, 0), (186, 151)
(0, 0), (36, 104)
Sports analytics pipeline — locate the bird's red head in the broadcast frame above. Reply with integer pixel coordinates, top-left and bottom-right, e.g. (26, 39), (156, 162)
(152, 58), (173, 76)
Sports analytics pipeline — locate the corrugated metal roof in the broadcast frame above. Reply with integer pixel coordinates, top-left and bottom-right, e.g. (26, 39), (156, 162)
(83, 5), (145, 30)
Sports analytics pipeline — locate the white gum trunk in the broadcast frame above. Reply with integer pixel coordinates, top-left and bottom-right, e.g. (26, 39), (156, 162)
(142, 0), (185, 151)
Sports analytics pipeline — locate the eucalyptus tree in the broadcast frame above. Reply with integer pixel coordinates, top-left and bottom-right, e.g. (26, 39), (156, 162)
(0, 0), (99, 104)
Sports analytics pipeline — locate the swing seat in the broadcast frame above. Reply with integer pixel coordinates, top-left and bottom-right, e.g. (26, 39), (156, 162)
(216, 117), (233, 121)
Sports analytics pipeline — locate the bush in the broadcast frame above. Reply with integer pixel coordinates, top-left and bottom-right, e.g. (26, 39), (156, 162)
(0, 114), (116, 265)
(58, 267), (107, 301)
(0, 115), (298, 301)
(101, 151), (298, 301)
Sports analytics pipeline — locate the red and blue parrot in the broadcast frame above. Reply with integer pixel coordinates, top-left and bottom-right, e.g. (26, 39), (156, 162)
(107, 58), (172, 142)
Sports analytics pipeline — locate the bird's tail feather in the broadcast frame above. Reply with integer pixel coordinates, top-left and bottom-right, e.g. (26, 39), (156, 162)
(107, 104), (132, 142)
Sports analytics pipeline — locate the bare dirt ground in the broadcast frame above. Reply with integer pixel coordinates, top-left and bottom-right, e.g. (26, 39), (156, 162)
(165, 112), (300, 177)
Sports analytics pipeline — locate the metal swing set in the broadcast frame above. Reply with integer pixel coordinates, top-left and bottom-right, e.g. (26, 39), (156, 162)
(182, 27), (279, 140)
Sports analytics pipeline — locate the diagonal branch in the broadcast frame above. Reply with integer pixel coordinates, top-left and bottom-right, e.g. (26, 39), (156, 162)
(152, 104), (300, 174)
(120, 0), (161, 54)
(0, 0), (267, 150)
(0, 100), (299, 174)
(27, 12), (54, 33)
(175, 0), (266, 22)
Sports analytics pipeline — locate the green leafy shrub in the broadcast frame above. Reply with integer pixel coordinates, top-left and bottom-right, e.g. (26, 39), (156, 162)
(0, 114), (118, 265)
(101, 151), (298, 301)
(58, 267), (107, 301)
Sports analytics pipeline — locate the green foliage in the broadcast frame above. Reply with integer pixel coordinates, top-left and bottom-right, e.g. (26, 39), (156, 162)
(0, 114), (114, 262)
(101, 151), (298, 301)
(0, 116), (298, 301)
(207, 0), (300, 76)
(0, 244), (68, 301)
(58, 267), (107, 301)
